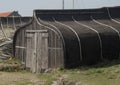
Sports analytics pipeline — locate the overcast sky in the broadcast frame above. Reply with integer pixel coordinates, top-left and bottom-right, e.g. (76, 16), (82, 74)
(0, 0), (120, 16)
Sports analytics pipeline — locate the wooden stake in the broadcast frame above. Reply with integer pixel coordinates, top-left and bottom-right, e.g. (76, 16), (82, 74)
(13, 16), (16, 30)
(62, 0), (64, 9)
(20, 16), (23, 26)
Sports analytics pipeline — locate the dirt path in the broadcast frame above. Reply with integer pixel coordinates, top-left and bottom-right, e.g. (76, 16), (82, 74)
(0, 71), (45, 85)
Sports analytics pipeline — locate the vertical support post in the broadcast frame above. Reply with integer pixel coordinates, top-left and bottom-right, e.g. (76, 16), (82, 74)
(7, 17), (9, 28)
(13, 16), (16, 30)
(20, 16), (23, 26)
(62, 0), (64, 9)
(73, 0), (75, 9)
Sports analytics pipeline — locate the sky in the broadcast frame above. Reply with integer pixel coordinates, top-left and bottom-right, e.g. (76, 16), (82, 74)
(0, 0), (120, 16)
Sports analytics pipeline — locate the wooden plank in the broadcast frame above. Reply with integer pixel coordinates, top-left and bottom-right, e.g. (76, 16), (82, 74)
(23, 30), (26, 62)
(26, 37), (31, 68)
(48, 31), (52, 68)
(36, 32), (42, 73)
(26, 32), (35, 70)
(31, 33), (37, 73)
(26, 30), (48, 33)
(22, 30), (25, 62)
(15, 46), (26, 49)
(19, 31), (22, 61)
(48, 47), (62, 50)
(41, 32), (48, 70)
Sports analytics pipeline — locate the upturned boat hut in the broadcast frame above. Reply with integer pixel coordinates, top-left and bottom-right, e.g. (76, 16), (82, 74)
(13, 6), (120, 73)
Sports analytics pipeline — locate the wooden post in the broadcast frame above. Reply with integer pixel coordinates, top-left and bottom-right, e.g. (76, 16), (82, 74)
(19, 16), (23, 26)
(13, 16), (16, 30)
(7, 17), (9, 28)
(62, 0), (64, 9)
(73, 0), (75, 9)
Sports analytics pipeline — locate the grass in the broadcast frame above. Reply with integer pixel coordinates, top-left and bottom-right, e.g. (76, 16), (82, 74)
(60, 59), (120, 85)
(37, 73), (57, 85)
(0, 27), (119, 85)
(0, 58), (24, 72)
(36, 59), (120, 85)
(0, 59), (120, 85)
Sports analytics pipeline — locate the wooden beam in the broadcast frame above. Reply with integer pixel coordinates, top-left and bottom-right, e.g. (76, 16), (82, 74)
(26, 30), (48, 33)
(15, 46), (26, 49)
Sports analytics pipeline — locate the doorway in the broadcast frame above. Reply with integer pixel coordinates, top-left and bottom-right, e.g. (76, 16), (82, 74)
(26, 30), (48, 73)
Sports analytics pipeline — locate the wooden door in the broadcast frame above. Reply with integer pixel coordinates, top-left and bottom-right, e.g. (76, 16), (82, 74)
(26, 32), (36, 71)
(26, 30), (48, 73)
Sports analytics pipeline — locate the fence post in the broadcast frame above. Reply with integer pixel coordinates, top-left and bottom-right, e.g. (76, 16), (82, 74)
(13, 16), (16, 30)
(20, 16), (23, 26)
(7, 17), (9, 28)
